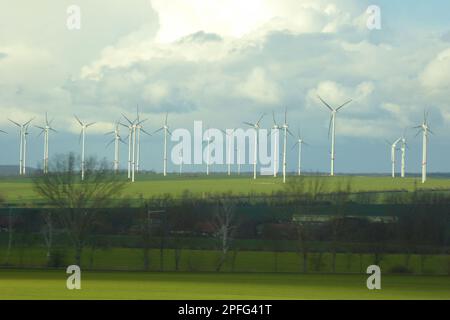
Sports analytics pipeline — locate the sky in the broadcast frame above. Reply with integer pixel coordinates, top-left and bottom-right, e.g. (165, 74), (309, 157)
(0, 0), (449, 174)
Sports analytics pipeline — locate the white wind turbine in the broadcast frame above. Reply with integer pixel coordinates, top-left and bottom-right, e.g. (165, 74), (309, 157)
(105, 121), (126, 174)
(292, 129), (308, 176)
(270, 112), (280, 178)
(221, 128), (235, 176)
(121, 114), (147, 182)
(35, 113), (57, 174)
(244, 114), (265, 179)
(203, 128), (212, 176)
(9, 118), (33, 175)
(317, 96), (352, 176)
(154, 113), (171, 177)
(281, 108), (293, 184)
(23, 125), (31, 175)
(386, 138), (401, 178)
(120, 117), (134, 179)
(135, 106), (151, 173)
(74, 115), (95, 181)
(414, 111), (433, 184)
(400, 130), (408, 178)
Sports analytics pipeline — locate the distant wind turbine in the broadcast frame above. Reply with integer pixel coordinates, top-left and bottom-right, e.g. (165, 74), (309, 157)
(270, 112), (280, 178)
(386, 138), (401, 178)
(317, 95), (352, 176)
(292, 129), (308, 176)
(9, 118), (33, 175)
(244, 114), (265, 179)
(105, 121), (126, 174)
(400, 130), (408, 178)
(414, 111), (433, 184)
(74, 115), (95, 181)
(281, 108), (293, 183)
(154, 113), (171, 177)
(35, 112), (57, 174)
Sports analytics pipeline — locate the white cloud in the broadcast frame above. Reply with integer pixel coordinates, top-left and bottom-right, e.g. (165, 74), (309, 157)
(236, 67), (280, 105)
(420, 48), (450, 92)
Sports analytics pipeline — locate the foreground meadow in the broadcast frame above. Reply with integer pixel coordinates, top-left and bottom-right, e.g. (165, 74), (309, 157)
(0, 270), (449, 300)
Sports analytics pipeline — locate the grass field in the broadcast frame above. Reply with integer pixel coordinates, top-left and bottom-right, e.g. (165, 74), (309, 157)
(0, 270), (449, 299)
(1, 174), (450, 203)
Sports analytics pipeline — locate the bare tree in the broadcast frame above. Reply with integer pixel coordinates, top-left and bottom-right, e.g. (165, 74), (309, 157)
(213, 198), (237, 272)
(32, 153), (126, 266)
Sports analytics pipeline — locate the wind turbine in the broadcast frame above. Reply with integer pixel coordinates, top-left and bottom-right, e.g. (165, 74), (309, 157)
(23, 125), (30, 175)
(135, 106), (151, 173)
(221, 128), (235, 176)
(414, 111), (433, 184)
(35, 113), (57, 174)
(281, 108), (292, 184)
(154, 113), (171, 177)
(106, 121), (125, 174)
(292, 129), (308, 176)
(9, 118), (33, 175)
(179, 149), (183, 175)
(74, 115), (95, 181)
(270, 112), (280, 178)
(203, 128), (212, 176)
(400, 131), (408, 178)
(120, 115), (134, 179)
(386, 138), (401, 178)
(317, 96), (352, 176)
(244, 114), (265, 179)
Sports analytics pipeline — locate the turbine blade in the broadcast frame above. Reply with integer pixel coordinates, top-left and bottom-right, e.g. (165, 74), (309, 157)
(272, 111), (276, 125)
(328, 116), (333, 139)
(104, 131), (115, 135)
(122, 114), (134, 125)
(106, 139), (115, 148)
(336, 99), (352, 111)
(291, 142), (299, 150)
(243, 121), (254, 127)
(0, 129), (7, 134)
(256, 113), (265, 126)
(165, 112), (168, 126)
(86, 122), (96, 127)
(153, 127), (164, 134)
(317, 95), (334, 111)
(9, 119), (21, 127)
(141, 128), (151, 136)
(24, 118), (34, 126)
(74, 115), (83, 126)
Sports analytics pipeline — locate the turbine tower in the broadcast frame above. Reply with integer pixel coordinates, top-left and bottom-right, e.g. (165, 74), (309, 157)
(23, 125), (30, 175)
(387, 138), (401, 178)
(317, 96), (352, 176)
(292, 129), (307, 176)
(203, 128), (212, 176)
(9, 118), (33, 175)
(281, 108), (292, 184)
(106, 121), (125, 174)
(120, 116), (134, 179)
(400, 131), (407, 178)
(134, 106), (150, 173)
(74, 115), (95, 181)
(154, 113), (171, 177)
(414, 112), (433, 184)
(244, 114), (265, 179)
(35, 113), (56, 174)
(221, 128), (235, 176)
(270, 112), (280, 178)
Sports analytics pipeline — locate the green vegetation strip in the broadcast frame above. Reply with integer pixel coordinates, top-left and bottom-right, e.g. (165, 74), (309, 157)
(0, 270), (449, 299)
(1, 175), (450, 203)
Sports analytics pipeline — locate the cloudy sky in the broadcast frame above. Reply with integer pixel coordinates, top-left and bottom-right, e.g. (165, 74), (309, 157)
(0, 0), (449, 174)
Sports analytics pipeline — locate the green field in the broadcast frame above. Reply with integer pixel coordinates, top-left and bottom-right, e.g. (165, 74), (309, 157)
(1, 175), (450, 203)
(0, 270), (449, 299)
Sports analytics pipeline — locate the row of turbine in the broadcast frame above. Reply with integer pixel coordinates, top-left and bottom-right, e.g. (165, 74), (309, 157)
(0, 97), (433, 183)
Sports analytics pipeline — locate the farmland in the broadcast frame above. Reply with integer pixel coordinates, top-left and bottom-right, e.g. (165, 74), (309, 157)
(1, 270), (449, 300)
(1, 174), (450, 203)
